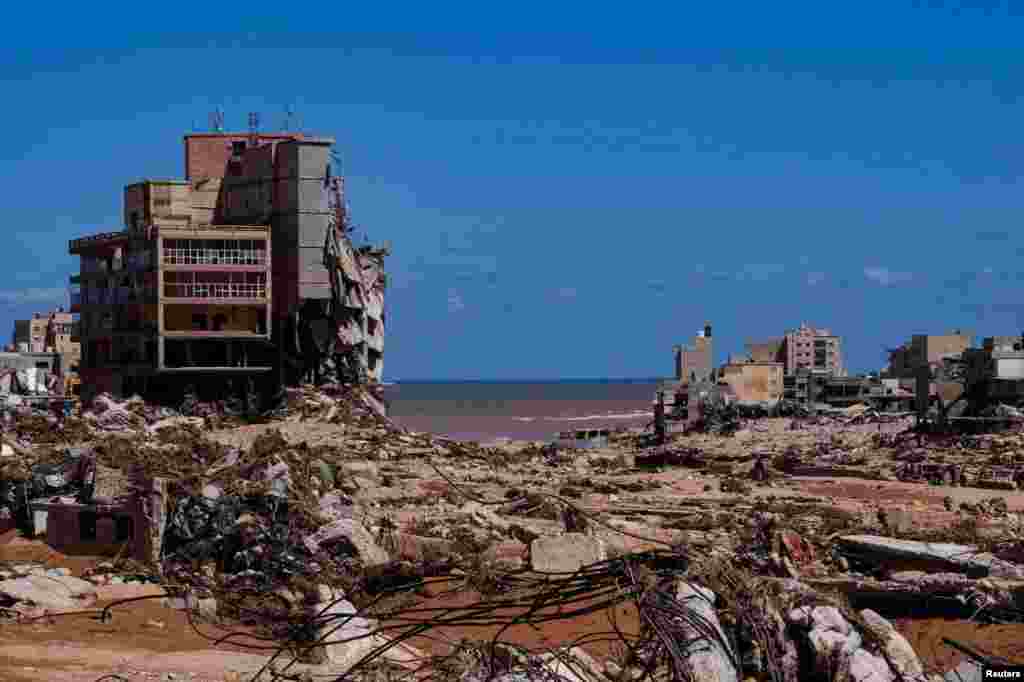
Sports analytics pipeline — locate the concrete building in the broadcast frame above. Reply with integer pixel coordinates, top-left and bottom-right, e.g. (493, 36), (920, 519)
(13, 309), (79, 377)
(70, 129), (387, 402)
(720, 361), (783, 403)
(13, 313), (50, 353)
(886, 331), (973, 379)
(782, 323), (843, 377)
(745, 338), (784, 364)
(45, 309), (79, 377)
(673, 323), (713, 384)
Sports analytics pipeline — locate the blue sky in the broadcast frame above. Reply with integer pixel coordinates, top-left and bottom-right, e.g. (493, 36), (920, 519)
(4, 3), (1024, 379)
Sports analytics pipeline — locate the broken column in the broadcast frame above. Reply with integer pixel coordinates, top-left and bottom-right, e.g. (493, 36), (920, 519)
(130, 471), (168, 568)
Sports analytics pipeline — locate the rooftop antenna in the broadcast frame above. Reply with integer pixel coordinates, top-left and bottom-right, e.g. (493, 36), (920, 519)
(248, 111), (260, 146)
(210, 108), (225, 133)
(282, 105), (295, 132)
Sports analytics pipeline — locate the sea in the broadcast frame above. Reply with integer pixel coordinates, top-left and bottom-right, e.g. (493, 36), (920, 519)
(381, 380), (662, 443)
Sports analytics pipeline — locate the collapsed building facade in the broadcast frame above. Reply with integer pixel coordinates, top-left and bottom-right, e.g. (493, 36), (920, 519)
(69, 131), (387, 404)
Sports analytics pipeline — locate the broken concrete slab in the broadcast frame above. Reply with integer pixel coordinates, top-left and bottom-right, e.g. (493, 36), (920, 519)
(303, 517), (390, 566)
(847, 648), (893, 682)
(530, 533), (606, 573)
(858, 609), (927, 682)
(838, 534), (1024, 579)
(674, 582), (739, 682)
(313, 590), (382, 670)
(0, 574), (98, 612)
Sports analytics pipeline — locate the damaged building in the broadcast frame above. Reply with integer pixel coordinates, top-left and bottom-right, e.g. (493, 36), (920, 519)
(69, 129), (387, 404)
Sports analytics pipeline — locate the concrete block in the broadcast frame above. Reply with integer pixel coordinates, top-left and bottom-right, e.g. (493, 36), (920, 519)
(531, 533), (607, 573)
(30, 508), (47, 536)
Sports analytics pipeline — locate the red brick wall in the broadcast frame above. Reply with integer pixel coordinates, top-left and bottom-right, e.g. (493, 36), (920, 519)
(184, 133), (303, 180)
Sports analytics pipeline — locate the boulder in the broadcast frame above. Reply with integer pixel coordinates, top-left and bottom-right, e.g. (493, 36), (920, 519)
(531, 534), (606, 573)
(0, 574), (98, 612)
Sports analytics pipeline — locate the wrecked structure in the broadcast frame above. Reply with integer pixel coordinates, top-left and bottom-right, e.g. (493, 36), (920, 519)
(672, 323), (713, 384)
(70, 129), (387, 404)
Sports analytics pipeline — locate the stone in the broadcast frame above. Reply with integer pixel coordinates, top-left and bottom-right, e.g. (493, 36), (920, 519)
(394, 533), (453, 562)
(808, 629), (862, 674)
(788, 605), (851, 634)
(859, 609), (926, 681)
(674, 582), (739, 682)
(848, 648), (894, 682)
(531, 534), (607, 573)
(0, 574), (98, 612)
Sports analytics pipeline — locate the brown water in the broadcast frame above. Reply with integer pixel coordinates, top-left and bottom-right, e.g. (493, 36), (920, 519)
(382, 380), (660, 441)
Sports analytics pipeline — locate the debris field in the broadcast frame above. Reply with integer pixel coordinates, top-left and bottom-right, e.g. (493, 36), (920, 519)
(1, 389), (1023, 681)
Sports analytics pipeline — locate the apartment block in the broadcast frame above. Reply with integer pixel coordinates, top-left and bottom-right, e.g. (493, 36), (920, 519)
(13, 309), (79, 375)
(720, 361), (783, 403)
(782, 323), (843, 377)
(69, 129), (387, 402)
(673, 323), (713, 383)
(13, 314), (50, 353)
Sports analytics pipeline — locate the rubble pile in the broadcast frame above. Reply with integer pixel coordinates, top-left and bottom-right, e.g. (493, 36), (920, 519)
(1, 391), (1024, 680)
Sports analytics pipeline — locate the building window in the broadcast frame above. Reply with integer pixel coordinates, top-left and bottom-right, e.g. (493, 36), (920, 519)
(232, 141), (246, 156)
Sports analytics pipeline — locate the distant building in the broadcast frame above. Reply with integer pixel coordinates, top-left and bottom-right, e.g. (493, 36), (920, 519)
(720, 361), (783, 403)
(782, 323), (843, 377)
(745, 338), (784, 364)
(886, 331), (973, 379)
(13, 313), (50, 353)
(673, 323), (713, 384)
(13, 309), (79, 375)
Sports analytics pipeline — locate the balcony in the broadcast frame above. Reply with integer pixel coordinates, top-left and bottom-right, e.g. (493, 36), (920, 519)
(162, 247), (266, 267)
(163, 272), (267, 300)
(164, 282), (267, 299)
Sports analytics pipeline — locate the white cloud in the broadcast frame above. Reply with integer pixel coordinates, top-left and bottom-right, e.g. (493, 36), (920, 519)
(0, 287), (68, 305)
(806, 271), (826, 286)
(556, 287), (578, 299)
(446, 288), (466, 313)
(737, 263), (785, 282)
(864, 266), (912, 287)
